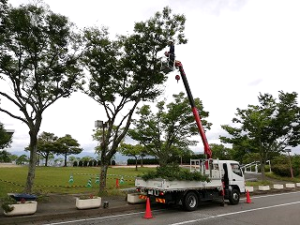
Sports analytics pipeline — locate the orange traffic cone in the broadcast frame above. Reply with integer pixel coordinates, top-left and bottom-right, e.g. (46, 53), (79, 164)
(144, 197), (153, 219)
(246, 190), (252, 203)
(116, 178), (120, 188)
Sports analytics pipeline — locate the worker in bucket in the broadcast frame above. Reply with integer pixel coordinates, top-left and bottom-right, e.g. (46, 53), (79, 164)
(164, 40), (175, 68)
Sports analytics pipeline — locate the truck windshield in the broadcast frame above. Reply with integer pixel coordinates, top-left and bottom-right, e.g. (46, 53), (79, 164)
(230, 163), (243, 177)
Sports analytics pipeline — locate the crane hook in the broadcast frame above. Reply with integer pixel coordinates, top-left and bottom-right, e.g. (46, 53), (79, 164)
(175, 75), (180, 83)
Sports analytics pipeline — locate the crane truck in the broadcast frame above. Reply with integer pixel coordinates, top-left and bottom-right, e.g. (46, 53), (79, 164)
(135, 56), (246, 211)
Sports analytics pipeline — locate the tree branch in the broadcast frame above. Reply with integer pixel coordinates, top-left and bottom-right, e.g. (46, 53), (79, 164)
(0, 108), (28, 125)
(0, 91), (23, 109)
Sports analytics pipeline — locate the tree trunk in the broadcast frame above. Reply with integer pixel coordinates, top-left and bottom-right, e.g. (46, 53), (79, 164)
(159, 156), (168, 167)
(64, 154), (67, 167)
(45, 153), (49, 167)
(261, 161), (266, 180)
(25, 131), (38, 193)
(135, 156), (138, 171)
(141, 155), (144, 167)
(99, 163), (108, 194)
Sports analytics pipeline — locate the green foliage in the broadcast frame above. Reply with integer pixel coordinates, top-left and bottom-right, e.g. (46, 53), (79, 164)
(0, 0), (9, 51)
(119, 143), (144, 159)
(1, 196), (17, 213)
(271, 154), (300, 177)
(56, 134), (83, 167)
(292, 154), (300, 177)
(267, 172), (300, 182)
(127, 153), (205, 165)
(210, 144), (231, 160)
(26, 132), (58, 167)
(83, 7), (187, 192)
(0, 2), (83, 192)
(0, 123), (12, 150)
(0, 150), (12, 162)
(141, 164), (210, 182)
(129, 92), (211, 167)
(16, 154), (29, 165)
(221, 91), (300, 177)
(272, 164), (291, 177)
(127, 158), (159, 165)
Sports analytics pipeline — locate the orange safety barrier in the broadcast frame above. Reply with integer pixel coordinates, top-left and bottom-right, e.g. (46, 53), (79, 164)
(139, 195), (147, 200)
(155, 198), (166, 204)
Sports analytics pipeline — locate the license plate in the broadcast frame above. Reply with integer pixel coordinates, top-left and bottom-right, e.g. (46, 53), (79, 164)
(148, 190), (153, 195)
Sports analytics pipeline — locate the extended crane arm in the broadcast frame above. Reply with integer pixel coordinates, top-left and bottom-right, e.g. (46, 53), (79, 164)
(175, 60), (212, 159)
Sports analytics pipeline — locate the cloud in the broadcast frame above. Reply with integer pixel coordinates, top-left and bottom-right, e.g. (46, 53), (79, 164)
(247, 78), (263, 86)
(171, 0), (248, 15)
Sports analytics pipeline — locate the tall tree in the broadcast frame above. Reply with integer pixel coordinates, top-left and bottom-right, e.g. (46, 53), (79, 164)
(119, 143), (144, 171)
(0, 149), (11, 162)
(55, 134), (82, 167)
(129, 92), (211, 167)
(209, 143), (231, 160)
(68, 155), (77, 166)
(84, 7), (187, 193)
(0, 3), (83, 192)
(221, 91), (300, 179)
(220, 126), (252, 164)
(9, 153), (18, 162)
(16, 154), (29, 165)
(36, 132), (58, 166)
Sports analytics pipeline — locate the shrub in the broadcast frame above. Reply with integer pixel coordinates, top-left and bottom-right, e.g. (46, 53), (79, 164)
(140, 164), (210, 182)
(272, 164), (291, 177)
(78, 161), (83, 167)
(73, 161), (78, 167)
(127, 158), (159, 165)
(1, 196), (17, 213)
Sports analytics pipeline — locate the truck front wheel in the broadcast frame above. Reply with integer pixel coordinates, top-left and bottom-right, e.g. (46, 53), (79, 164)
(229, 188), (240, 205)
(183, 192), (198, 211)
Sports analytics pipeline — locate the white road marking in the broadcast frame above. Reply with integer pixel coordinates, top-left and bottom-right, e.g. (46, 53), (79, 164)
(168, 200), (300, 225)
(44, 191), (300, 225)
(250, 191), (300, 199)
(43, 209), (165, 225)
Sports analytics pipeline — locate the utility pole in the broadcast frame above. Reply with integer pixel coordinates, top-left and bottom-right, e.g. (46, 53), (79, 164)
(285, 149), (294, 178)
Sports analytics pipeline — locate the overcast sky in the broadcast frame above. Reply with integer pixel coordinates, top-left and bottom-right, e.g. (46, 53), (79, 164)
(1, 0), (300, 156)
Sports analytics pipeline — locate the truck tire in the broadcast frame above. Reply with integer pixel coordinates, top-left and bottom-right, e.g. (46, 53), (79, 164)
(229, 188), (240, 205)
(183, 192), (198, 211)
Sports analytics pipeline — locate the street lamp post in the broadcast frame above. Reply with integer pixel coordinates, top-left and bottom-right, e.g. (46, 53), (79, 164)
(95, 120), (107, 150)
(266, 160), (271, 173)
(285, 149), (294, 179)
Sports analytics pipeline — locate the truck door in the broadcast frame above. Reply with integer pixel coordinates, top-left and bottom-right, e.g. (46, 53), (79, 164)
(228, 163), (245, 193)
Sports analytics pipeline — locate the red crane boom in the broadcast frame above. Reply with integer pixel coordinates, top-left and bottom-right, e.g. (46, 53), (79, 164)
(174, 60), (212, 160)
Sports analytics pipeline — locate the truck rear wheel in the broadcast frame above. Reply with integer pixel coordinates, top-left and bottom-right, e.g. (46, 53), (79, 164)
(183, 192), (198, 211)
(229, 188), (240, 205)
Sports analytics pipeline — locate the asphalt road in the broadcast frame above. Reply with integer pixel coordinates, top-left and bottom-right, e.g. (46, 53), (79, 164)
(44, 191), (300, 225)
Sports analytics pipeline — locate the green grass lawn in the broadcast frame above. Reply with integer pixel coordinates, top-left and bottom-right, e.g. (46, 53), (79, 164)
(0, 166), (154, 198)
(2, 166), (298, 198)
